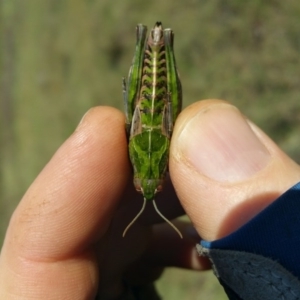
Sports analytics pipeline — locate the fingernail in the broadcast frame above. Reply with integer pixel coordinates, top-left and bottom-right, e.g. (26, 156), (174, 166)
(177, 104), (271, 182)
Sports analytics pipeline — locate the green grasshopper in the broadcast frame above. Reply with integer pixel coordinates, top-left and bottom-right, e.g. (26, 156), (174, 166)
(122, 22), (182, 238)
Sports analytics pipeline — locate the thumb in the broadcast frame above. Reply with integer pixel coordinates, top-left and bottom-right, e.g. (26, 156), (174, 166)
(170, 99), (300, 241)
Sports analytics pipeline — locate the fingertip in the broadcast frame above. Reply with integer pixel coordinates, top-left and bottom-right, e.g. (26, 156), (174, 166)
(76, 106), (125, 134)
(8, 106), (130, 260)
(0, 106), (130, 298)
(170, 100), (300, 240)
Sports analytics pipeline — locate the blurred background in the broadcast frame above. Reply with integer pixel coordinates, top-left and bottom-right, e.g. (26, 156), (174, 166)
(1, 0), (300, 298)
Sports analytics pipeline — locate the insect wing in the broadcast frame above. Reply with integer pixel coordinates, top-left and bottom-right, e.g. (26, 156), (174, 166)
(130, 105), (142, 138)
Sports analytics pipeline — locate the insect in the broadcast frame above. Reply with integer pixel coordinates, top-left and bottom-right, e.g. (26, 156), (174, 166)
(122, 22), (182, 238)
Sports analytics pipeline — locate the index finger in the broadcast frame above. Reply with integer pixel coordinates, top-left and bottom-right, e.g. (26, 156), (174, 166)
(0, 106), (129, 299)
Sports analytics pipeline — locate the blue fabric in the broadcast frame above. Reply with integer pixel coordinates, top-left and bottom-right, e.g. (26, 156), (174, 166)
(201, 181), (300, 279)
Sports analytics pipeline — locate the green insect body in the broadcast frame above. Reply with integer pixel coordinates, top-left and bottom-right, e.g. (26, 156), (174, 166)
(122, 22), (182, 238)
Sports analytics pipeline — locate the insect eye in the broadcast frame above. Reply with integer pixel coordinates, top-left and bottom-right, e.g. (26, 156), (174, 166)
(134, 179), (142, 193)
(155, 185), (163, 193)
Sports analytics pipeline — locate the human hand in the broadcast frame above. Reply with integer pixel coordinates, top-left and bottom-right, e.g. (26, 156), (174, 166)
(0, 106), (208, 300)
(170, 99), (300, 242)
(1, 100), (300, 299)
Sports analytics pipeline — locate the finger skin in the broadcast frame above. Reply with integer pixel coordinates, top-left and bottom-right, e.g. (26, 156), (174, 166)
(170, 100), (300, 241)
(0, 107), (130, 299)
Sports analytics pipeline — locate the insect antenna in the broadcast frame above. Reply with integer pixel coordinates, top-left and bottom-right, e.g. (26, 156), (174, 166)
(122, 197), (147, 237)
(152, 200), (183, 238)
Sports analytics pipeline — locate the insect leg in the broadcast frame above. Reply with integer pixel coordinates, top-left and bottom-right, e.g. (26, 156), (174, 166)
(122, 77), (131, 137)
(166, 93), (173, 138)
(164, 29), (182, 123)
(123, 24), (147, 137)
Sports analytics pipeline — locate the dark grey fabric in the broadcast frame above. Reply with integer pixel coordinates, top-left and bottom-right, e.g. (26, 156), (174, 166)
(197, 244), (300, 300)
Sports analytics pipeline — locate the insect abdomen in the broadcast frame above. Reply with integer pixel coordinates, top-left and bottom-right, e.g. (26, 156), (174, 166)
(137, 25), (168, 130)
